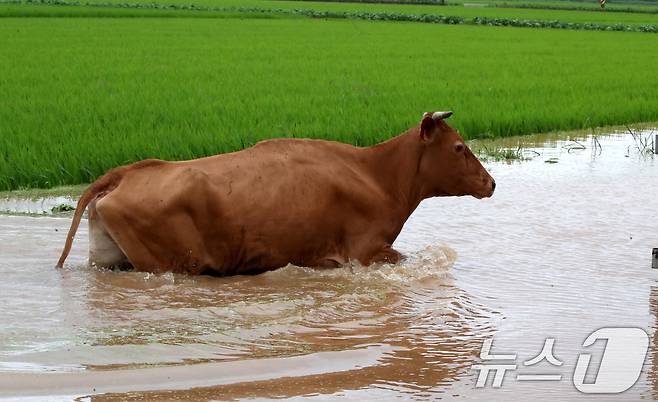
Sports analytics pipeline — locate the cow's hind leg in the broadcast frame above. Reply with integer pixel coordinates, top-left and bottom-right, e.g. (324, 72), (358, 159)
(88, 199), (132, 270)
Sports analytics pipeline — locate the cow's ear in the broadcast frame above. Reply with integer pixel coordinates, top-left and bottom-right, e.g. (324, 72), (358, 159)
(421, 111), (454, 142)
(420, 112), (435, 142)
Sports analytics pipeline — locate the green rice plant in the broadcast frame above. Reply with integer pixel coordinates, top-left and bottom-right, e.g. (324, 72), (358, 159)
(1, 15), (658, 190)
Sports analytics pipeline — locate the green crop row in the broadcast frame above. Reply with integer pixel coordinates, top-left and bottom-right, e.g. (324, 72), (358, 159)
(291, 0), (658, 14)
(5, 0), (658, 33)
(6, 0), (658, 25)
(1, 0), (467, 23)
(487, 1), (658, 14)
(471, 15), (658, 30)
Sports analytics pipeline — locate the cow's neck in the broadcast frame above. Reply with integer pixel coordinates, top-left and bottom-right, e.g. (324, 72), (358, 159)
(366, 127), (429, 220)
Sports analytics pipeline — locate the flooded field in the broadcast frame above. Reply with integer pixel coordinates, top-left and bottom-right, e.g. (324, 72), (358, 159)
(0, 131), (656, 401)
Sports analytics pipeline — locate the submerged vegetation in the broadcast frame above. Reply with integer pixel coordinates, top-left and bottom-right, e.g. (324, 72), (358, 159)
(1, 0), (657, 190)
(474, 146), (534, 162)
(626, 126), (656, 156)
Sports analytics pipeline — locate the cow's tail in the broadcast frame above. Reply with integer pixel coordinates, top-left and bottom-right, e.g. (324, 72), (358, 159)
(55, 170), (121, 268)
(55, 159), (165, 268)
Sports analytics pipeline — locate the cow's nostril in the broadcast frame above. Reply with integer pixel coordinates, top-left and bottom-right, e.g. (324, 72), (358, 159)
(491, 180), (496, 191)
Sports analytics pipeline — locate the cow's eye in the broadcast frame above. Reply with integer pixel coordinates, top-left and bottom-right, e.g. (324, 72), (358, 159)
(455, 143), (465, 153)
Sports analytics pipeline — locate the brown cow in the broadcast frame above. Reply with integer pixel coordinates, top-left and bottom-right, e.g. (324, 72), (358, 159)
(56, 112), (495, 275)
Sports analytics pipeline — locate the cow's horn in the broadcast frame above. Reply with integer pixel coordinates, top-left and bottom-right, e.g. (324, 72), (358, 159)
(432, 111), (453, 121)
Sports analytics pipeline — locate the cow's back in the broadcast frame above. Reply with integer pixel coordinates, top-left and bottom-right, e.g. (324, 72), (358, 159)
(194, 138), (375, 210)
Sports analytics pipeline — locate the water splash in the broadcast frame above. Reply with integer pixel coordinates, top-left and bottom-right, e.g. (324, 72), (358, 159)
(264, 244), (457, 284)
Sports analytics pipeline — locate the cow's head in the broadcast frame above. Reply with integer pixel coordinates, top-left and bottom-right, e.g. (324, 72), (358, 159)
(417, 111), (495, 199)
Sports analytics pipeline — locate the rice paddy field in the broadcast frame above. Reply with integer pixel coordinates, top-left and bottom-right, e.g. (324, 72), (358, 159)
(1, 0), (658, 190)
(23, 0), (658, 25)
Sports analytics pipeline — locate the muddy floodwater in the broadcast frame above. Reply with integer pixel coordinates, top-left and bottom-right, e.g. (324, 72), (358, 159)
(0, 131), (656, 401)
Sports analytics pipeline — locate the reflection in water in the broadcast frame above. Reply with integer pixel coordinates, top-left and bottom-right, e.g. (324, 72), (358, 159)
(0, 131), (656, 400)
(0, 236), (497, 398)
(80, 246), (496, 396)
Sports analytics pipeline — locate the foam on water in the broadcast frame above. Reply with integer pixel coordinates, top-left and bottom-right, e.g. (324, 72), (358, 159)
(265, 243), (457, 283)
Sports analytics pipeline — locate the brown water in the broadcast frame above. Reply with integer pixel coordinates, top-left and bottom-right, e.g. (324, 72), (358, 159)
(0, 132), (656, 401)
